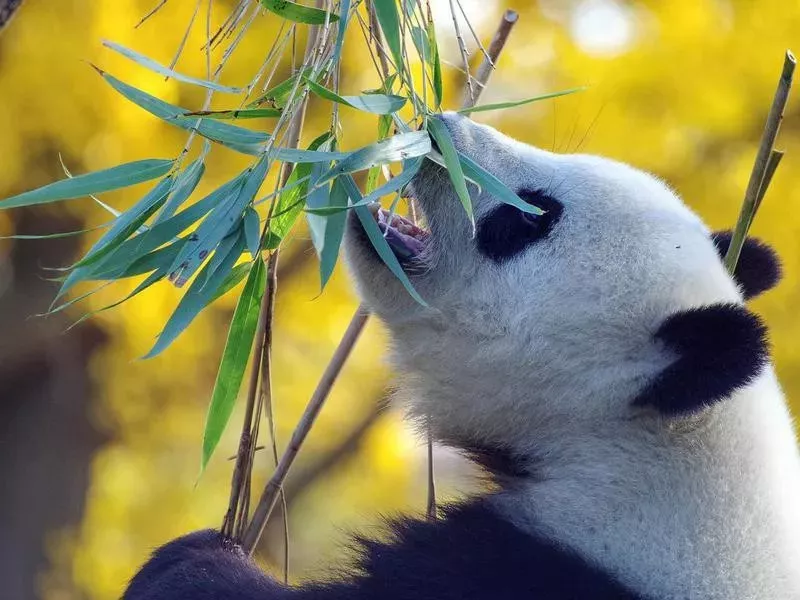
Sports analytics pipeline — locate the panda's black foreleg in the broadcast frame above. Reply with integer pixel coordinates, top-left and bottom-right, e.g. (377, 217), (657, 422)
(122, 530), (296, 600)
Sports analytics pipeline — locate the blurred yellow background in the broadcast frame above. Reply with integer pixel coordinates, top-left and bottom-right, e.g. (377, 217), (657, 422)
(1, 1), (799, 599)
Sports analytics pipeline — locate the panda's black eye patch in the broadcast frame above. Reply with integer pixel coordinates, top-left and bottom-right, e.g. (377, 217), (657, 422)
(476, 189), (563, 262)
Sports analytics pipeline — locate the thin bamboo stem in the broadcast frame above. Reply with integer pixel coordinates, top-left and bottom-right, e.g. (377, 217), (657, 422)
(724, 50), (795, 272)
(462, 10), (518, 108)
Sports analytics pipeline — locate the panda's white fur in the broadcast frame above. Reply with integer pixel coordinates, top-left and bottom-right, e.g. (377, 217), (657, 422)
(344, 113), (800, 599)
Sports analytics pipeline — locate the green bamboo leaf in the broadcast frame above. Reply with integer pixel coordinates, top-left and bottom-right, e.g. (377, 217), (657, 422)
(305, 77), (406, 114)
(318, 178), (347, 289)
(341, 175), (426, 306)
(247, 70), (309, 108)
(1, 222), (110, 240)
(154, 158), (206, 224)
(201, 258), (266, 472)
(458, 153), (543, 215)
(371, 0), (404, 74)
(90, 173), (247, 281)
(0, 159), (174, 209)
(182, 108), (282, 120)
(305, 156), (422, 215)
(99, 69), (269, 149)
(73, 175), (175, 269)
(426, 13), (442, 107)
(168, 155), (269, 287)
(456, 88), (586, 115)
(332, 0), (351, 65)
(365, 112), (393, 193)
(200, 230), (244, 289)
(209, 262), (252, 304)
(318, 131), (431, 185)
(102, 40), (243, 93)
(264, 131), (333, 249)
(259, 0), (339, 25)
(243, 207), (261, 259)
(144, 237), (246, 358)
(94, 240), (187, 281)
(410, 25), (431, 64)
(427, 118), (473, 225)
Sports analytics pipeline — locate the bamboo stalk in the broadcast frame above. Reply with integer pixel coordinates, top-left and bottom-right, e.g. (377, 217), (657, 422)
(724, 50), (795, 273)
(241, 5), (519, 555)
(226, 2), (326, 556)
(241, 308), (370, 553)
(461, 9), (518, 109)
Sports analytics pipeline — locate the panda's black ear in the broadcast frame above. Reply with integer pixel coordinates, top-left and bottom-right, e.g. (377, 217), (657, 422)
(712, 231), (782, 300)
(633, 303), (769, 416)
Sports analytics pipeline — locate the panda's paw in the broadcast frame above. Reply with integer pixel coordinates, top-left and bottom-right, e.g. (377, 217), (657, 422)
(123, 529), (286, 600)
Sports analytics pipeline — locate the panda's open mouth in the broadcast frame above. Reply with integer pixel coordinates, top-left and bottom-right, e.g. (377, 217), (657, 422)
(367, 202), (431, 262)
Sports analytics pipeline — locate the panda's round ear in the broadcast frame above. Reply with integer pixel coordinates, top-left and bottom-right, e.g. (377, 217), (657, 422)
(712, 231), (782, 300)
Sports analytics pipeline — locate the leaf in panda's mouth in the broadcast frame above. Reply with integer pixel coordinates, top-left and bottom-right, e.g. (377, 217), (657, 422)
(367, 203), (430, 260)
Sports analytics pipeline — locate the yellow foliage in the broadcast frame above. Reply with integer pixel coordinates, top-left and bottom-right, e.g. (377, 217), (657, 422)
(0, 1), (798, 599)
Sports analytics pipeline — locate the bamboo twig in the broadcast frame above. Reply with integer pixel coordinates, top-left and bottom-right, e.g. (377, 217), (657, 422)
(240, 7), (520, 555)
(462, 9), (518, 108)
(724, 50), (795, 272)
(226, 2), (326, 558)
(241, 308), (370, 553)
(449, 0), (474, 104)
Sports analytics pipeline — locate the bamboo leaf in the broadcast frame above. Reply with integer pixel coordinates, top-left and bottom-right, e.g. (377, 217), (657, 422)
(426, 10), (442, 107)
(318, 178), (347, 289)
(73, 175), (175, 269)
(318, 131), (431, 185)
(331, 0), (351, 65)
(243, 207), (261, 259)
(168, 155), (269, 287)
(264, 131), (333, 249)
(144, 237), (246, 358)
(247, 70), (309, 108)
(371, 0), (404, 74)
(182, 108), (282, 120)
(103, 40), (243, 93)
(259, 0), (339, 25)
(458, 153), (543, 215)
(201, 258), (266, 472)
(365, 112), (393, 193)
(154, 158), (206, 224)
(457, 88), (586, 114)
(305, 156), (422, 215)
(341, 175), (426, 306)
(305, 77), (406, 114)
(90, 173), (247, 281)
(427, 118), (473, 225)
(0, 159), (174, 209)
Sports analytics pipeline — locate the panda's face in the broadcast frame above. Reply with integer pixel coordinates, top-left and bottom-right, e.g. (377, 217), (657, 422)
(345, 112), (744, 439)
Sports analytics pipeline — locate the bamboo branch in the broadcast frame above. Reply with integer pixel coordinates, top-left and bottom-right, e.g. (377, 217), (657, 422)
(241, 308), (370, 553)
(724, 50), (795, 272)
(462, 10), (518, 109)
(241, 5), (519, 555)
(226, 1), (326, 557)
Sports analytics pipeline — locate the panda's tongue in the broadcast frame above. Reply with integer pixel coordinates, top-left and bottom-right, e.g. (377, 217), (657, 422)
(368, 204), (429, 260)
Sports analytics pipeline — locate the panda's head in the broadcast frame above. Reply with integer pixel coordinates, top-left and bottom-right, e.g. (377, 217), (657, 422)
(345, 112), (780, 453)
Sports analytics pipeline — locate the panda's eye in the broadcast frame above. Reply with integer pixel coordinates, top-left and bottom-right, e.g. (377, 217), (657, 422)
(476, 189), (563, 263)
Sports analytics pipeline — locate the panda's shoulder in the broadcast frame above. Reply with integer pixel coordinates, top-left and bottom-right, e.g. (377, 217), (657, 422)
(332, 499), (650, 600)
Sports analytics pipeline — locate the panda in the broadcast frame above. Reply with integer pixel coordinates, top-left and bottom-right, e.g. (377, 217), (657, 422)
(123, 112), (800, 600)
